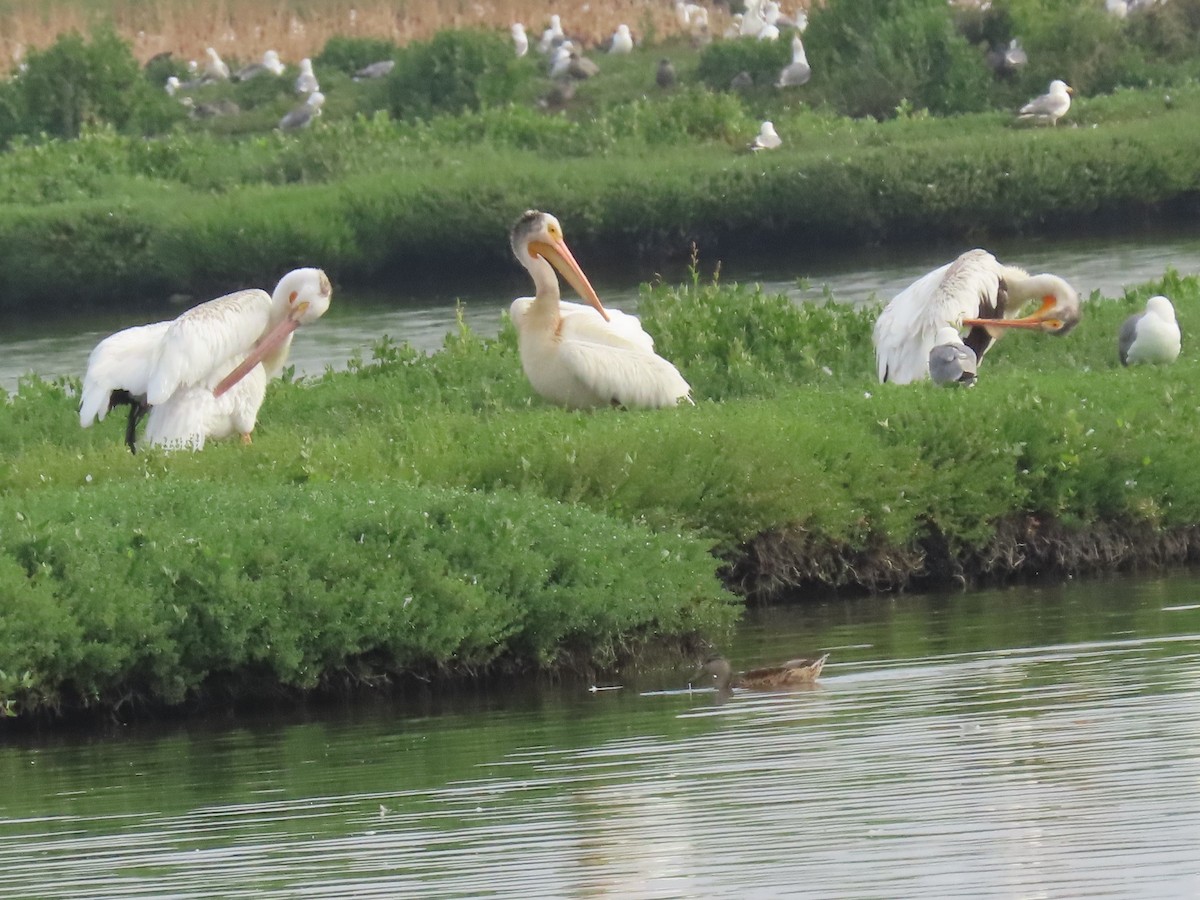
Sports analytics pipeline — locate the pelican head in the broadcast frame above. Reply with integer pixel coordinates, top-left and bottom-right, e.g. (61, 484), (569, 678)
(213, 268), (332, 397)
(964, 274), (1081, 335)
(510, 210), (609, 322)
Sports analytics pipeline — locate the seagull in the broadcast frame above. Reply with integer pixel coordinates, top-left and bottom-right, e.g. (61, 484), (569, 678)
(656, 58), (677, 88)
(1018, 79), (1074, 126)
(353, 60), (395, 80)
(203, 47), (230, 81)
(610, 24), (634, 54)
(730, 70), (753, 91)
(165, 76), (180, 96)
(928, 326), (979, 386)
(295, 57), (319, 94)
(539, 15), (566, 54)
(567, 49), (599, 80)
(235, 49), (285, 81)
(278, 91), (324, 131)
(749, 120), (782, 151)
(1119, 295), (1181, 366)
(776, 33), (811, 87)
(512, 23), (529, 58)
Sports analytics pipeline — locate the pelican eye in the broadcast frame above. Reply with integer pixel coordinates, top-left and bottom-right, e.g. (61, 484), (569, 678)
(289, 290), (299, 303)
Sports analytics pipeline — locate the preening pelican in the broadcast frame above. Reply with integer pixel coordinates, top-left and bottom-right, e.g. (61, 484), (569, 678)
(1018, 79), (1073, 125)
(508, 210), (692, 409)
(1119, 295), (1180, 366)
(873, 249), (1081, 384)
(80, 268), (332, 452)
(928, 325), (978, 387)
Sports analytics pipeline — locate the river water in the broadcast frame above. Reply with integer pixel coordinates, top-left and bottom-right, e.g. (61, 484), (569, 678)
(1, 574), (1199, 898)
(2, 226), (1199, 394)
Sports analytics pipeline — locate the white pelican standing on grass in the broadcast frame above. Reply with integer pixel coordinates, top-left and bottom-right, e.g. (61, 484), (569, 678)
(508, 210), (692, 409)
(80, 268), (332, 452)
(873, 249), (1081, 384)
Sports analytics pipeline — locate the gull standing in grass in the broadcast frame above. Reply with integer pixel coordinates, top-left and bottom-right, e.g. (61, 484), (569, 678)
(928, 326), (979, 386)
(279, 91), (324, 130)
(1119, 295), (1181, 365)
(610, 24), (634, 54)
(80, 269), (332, 452)
(874, 249), (1081, 384)
(235, 49), (285, 81)
(749, 120), (782, 151)
(508, 210), (692, 409)
(353, 60), (394, 80)
(295, 57), (320, 94)
(512, 23), (529, 57)
(1018, 79), (1074, 125)
(776, 33), (811, 87)
(203, 47), (230, 81)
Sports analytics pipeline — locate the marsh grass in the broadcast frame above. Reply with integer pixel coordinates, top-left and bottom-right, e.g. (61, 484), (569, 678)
(4, 270), (1200, 717)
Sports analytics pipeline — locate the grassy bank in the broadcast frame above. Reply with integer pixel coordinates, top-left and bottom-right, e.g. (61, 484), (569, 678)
(2, 80), (1200, 312)
(2, 268), (1199, 719)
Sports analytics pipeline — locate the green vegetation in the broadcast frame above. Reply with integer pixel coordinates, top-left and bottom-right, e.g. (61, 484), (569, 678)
(0, 2), (1196, 310)
(2, 269), (1199, 719)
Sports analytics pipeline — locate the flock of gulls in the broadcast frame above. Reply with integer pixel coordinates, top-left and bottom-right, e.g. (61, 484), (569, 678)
(155, 1), (1085, 146)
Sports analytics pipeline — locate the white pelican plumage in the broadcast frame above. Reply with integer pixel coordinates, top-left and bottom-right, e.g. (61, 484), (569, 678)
(80, 268), (332, 452)
(1018, 79), (1073, 125)
(1119, 295), (1180, 366)
(508, 210), (692, 410)
(873, 249), (1081, 384)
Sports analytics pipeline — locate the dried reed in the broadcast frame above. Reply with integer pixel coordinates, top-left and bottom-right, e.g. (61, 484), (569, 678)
(0, 0), (738, 73)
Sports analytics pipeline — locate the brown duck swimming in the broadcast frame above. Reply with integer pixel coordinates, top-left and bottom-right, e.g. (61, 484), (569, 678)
(693, 653), (829, 692)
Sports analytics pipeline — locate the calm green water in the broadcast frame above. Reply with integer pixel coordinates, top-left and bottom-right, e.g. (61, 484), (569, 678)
(2, 575), (1199, 897)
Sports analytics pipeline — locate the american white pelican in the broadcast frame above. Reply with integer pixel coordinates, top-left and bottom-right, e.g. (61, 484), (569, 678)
(1119, 295), (1180, 366)
(749, 120), (782, 151)
(873, 249), (1081, 384)
(610, 24), (634, 55)
(1018, 79), (1073, 125)
(295, 57), (319, 94)
(512, 23), (529, 58)
(80, 268), (332, 452)
(508, 210), (692, 409)
(203, 47), (230, 81)
(928, 325), (978, 387)
(279, 91), (324, 130)
(656, 58), (677, 88)
(776, 34), (811, 87)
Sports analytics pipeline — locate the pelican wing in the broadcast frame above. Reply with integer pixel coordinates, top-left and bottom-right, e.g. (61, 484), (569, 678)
(557, 301), (658, 353)
(143, 364), (267, 451)
(146, 289), (273, 405)
(557, 338), (691, 409)
(79, 321), (171, 426)
(873, 250), (1004, 384)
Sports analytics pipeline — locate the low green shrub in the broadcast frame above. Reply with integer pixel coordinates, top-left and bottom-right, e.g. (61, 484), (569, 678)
(383, 29), (527, 120)
(697, 34), (792, 91)
(316, 35), (398, 75)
